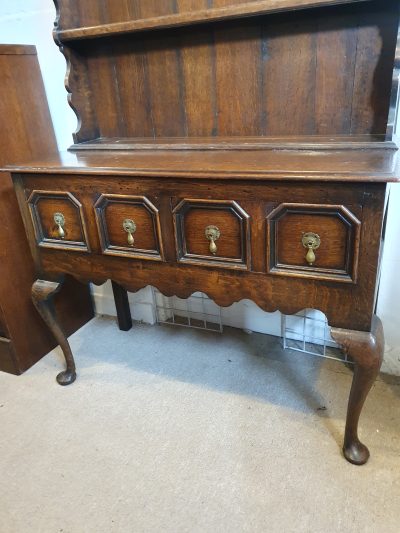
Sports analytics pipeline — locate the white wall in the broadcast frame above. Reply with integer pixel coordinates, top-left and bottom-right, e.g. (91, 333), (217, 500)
(1, 0), (399, 375)
(377, 185), (400, 375)
(0, 0), (74, 150)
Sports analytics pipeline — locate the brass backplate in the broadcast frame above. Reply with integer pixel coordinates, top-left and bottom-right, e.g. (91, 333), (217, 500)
(205, 225), (221, 242)
(301, 232), (321, 250)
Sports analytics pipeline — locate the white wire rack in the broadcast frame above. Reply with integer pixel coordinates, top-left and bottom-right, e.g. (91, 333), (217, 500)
(281, 309), (350, 363)
(152, 288), (223, 333)
(151, 291), (349, 364)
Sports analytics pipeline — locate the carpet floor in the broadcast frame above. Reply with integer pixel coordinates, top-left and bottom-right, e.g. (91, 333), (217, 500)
(0, 316), (399, 533)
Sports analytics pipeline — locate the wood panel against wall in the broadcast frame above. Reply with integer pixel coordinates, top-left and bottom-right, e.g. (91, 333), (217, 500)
(68, 1), (398, 141)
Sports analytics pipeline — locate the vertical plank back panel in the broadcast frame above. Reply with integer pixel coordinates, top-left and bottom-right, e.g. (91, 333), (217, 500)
(215, 22), (263, 135)
(84, 41), (122, 138)
(315, 12), (358, 134)
(112, 39), (154, 138)
(143, 34), (187, 137)
(351, 4), (399, 134)
(177, 0), (216, 136)
(262, 14), (317, 135)
(64, 0), (399, 141)
(180, 29), (217, 136)
(138, 1), (186, 137)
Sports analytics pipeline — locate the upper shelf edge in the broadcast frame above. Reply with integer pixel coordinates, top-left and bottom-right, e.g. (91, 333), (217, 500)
(56, 0), (372, 42)
(69, 136), (398, 152)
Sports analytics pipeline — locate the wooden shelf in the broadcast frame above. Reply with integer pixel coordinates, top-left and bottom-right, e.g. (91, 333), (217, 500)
(7, 144), (399, 183)
(57, 0), (371, 42)
(69, 135), (397, 152)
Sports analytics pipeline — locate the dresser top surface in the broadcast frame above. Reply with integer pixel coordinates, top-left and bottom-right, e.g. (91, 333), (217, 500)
(5, 144), (400, 182)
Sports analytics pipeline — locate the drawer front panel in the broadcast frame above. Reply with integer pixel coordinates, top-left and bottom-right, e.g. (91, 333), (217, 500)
(94, 194), (163, 260)
(185, 208), (242, 258)
(267, 203), (361, 282)
(278, 213), (347, 269)
(174, 199), (250, 269)
(28, 191), (89, 251)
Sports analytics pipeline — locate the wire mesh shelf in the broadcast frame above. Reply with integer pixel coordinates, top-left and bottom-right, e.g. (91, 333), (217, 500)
(152, 291), (350, 364)
(152, 288), (223, 333)
(281, 309), (351, 363)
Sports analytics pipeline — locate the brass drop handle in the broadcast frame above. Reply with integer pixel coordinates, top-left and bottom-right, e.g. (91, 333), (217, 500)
(302, 232), (321, 266)
(54, 212), (65, 239)
(123, 219), (136, 247)
(205, 225), (220, 255)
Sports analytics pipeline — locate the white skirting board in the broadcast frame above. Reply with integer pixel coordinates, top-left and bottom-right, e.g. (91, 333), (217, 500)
(92, 283), (157, 326)
(91, 282), (400, 376)
(91, 282), (282, 336)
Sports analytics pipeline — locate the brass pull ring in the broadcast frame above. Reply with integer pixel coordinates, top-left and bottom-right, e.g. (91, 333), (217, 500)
(205, 225), (220, 255)
(123, 219), (136, 246)
(54, 212), (65, 239)
(302, 232), (321, 266)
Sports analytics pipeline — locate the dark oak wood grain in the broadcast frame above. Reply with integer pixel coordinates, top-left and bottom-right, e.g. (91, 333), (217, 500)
(28, 190), (89, 252)
(184, 208), (242, 257)
(11, 172), (386, 333)
(7, 146), (400, 181)
(53, 0), (399, 144)
(0, 45), (94, 375)
(7, 0), (400, 465)
(111, 281), (133, 331)
(278, 213), (348, 269)
(94, 193), (163, 260)
(31, 279), (77, 385)
(71, 135), (395, 151)
(0, 45), (37, 55)
(331, 315), (384, 465)
(104, 202), (157, 250)
(56, 0), (372, 40)
(35, 195), (85, 242)
(267, 203), (362, 282)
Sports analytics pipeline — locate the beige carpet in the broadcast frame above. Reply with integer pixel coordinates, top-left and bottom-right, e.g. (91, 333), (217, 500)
(0, 316), (399, 533)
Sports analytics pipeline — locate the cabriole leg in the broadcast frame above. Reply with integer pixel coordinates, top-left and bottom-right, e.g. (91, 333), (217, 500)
(331, 315), (384, 465)
(32, 279), (76, 386)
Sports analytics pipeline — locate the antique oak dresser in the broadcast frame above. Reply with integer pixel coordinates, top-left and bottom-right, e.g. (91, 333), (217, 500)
(7, 0), (400, 465)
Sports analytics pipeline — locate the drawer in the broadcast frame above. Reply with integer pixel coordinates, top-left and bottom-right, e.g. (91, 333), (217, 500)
(173, 199), (250, 269)
(94, 194), (163, 260)
(28, 190), (89, 252)
(267, 203), (361, 282)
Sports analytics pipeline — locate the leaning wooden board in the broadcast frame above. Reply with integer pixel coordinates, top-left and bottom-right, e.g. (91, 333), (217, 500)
(0, 44), (94, 375)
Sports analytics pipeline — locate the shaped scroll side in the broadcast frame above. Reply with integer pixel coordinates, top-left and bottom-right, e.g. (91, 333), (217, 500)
(52, 0), (99, 144)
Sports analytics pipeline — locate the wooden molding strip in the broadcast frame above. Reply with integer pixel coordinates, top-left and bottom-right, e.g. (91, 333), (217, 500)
(69, 136), (397, 152)
(58, 0), (372, 41)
